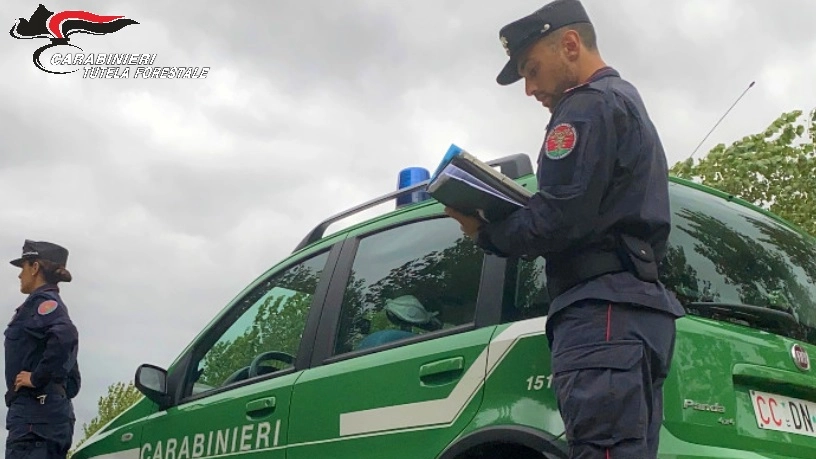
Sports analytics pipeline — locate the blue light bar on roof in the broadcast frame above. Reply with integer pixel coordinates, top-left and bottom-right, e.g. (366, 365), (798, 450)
(396, 167), (430, 208)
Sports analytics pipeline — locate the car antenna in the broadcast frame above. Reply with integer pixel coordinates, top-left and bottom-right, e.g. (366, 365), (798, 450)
(687, 81), (756, 162)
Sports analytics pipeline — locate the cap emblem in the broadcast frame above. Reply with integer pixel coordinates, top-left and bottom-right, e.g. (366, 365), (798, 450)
(500, 35), (510, 56)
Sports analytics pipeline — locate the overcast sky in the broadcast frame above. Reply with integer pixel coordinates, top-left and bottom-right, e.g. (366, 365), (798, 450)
(1, 0), (815, 449)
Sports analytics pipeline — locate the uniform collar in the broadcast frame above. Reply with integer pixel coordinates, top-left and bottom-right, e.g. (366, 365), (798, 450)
(22, 284), (59, 305)
(563, 66), (619, 94)
(13, 285), (59, 316)
(32, 283), (59, 294)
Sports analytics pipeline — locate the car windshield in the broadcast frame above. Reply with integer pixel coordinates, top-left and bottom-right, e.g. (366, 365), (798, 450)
(660, 182), (816, 345)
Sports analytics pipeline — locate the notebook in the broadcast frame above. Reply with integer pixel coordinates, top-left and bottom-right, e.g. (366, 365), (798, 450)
(427, 144), (533, 222)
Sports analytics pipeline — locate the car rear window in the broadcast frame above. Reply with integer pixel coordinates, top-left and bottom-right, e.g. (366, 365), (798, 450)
(660, 183), (816, 345)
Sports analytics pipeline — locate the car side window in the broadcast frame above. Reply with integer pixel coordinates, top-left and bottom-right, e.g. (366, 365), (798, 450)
(333, 217), (484, 355)
(505, 257), (550, 323)
(187, 251), (330, 396)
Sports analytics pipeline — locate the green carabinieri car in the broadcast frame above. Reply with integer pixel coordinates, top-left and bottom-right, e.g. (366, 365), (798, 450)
(73, 154), (816, 459)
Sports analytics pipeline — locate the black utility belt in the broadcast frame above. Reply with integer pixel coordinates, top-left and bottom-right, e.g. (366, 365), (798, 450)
(5, 386), (67, 407)
(547, 235), (660, 298)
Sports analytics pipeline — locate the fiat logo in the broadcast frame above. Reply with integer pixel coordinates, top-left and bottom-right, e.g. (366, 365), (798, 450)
(791, 344), (811, 372)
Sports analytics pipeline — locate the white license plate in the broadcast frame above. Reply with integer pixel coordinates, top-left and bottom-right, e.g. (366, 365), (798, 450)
(750, 390), (816, 438)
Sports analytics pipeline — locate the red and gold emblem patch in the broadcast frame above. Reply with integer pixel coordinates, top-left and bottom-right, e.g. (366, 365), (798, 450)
(544, 123), (578, 160)
(38, 300), (58, 315)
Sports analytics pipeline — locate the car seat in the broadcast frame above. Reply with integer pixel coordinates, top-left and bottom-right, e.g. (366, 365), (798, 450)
(355, 295), (442, 350)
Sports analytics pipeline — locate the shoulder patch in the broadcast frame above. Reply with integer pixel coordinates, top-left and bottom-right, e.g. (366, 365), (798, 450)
(37, 300), (59, 315)
(544, 123), (578, 160)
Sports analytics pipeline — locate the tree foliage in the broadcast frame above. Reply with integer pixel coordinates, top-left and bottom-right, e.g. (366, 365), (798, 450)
(196, 260), (323, 389)
(70, 381), (142, 455)
(671, 108), (816, 237)
(198, 293), (312, 387)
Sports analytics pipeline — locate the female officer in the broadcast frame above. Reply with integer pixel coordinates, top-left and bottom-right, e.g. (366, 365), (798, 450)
(5, 240), (81, 459)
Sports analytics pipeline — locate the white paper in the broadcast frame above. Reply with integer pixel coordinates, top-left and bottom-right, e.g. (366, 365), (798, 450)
(442, 165), (526, 207)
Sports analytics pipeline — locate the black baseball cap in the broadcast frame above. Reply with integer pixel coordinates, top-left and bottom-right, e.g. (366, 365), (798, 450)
(496, 0), (592, 85)
(9, 239), (69, 267)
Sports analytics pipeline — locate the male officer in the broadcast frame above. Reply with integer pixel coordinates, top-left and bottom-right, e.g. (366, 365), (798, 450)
(5, 240), (80, 459)
(445, 0), (685, 457)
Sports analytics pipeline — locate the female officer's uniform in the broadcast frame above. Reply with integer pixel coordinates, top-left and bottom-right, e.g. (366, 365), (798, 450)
(5, 241), (81, 459)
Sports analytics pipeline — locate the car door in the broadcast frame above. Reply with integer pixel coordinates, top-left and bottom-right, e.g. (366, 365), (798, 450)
(287, 216), (499, 459)
(137, 247), (336, 459)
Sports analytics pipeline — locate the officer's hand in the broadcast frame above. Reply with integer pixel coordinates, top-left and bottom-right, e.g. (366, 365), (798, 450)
(444, 207), (482, 240)
(13, 371), (34, 391)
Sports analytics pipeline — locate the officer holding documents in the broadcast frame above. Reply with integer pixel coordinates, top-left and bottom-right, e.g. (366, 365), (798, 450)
(445, 0), (685, 457)
(5, 240), (80, 459)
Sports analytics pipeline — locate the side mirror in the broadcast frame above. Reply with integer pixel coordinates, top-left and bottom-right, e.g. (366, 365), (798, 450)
(135, 364), (170, 407)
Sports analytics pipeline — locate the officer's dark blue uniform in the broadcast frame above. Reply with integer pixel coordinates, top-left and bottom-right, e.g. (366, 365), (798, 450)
(475, 1), (686, 457)
(5, 241), (80, 459)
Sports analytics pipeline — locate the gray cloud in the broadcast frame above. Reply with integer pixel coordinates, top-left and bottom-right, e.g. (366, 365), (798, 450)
(1, 0), (815, 450)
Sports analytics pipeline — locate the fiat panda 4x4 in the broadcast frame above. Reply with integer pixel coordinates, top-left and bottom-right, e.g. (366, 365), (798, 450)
(72, 154), (816, 459)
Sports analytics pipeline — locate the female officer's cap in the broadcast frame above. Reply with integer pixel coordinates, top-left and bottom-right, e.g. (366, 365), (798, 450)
(9, 239), (69, 267)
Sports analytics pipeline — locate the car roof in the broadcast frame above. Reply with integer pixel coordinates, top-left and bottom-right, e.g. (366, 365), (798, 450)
(292, 153), (813, 257)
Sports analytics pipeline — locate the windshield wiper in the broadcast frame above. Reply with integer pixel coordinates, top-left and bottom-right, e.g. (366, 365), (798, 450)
(687, 302), (801, 329)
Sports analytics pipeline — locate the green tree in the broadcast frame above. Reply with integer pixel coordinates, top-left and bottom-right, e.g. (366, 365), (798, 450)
(69, 381), (143, 456)
(671, 108), (816, 237)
